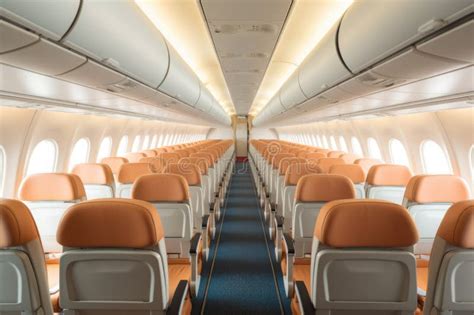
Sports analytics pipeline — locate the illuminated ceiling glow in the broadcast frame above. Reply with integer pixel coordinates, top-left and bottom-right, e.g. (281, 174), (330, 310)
(248, 0), (354, 116)
(135, 0), (236, 115)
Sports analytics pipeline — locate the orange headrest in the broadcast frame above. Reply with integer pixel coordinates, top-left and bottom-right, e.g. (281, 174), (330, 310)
(191, 152), (214, 166)
(72, 163), (114, 186)
(19, 173), (86, 201)
(124, 152), (146, 163)
(175, 150), (190, 158)
(355, 158), (383, 173)
(329, 164), (365, 184)
(285, 163), (322, 185)
(279, 157), (307, 175)
(101, 157), (128, 174)
(295, 174), (356, 202)
(139, 157), (166, 173)
(366, 164), (412, 186)
(404, 175), (470, 204)
(437, 200), (474, 248)
(306, 152), (326, 160)
(141, 150), (157, 157)
(0, 199), (39, 247)
(165, 163), (201, 186)
(117, 163), (153, 184)
(315, 200), (419, 248)
(159, 152), (181, 164)
(327, 151), (345, 158)
(132, 174), (189, 202)
(339, 153), (361, 164)
(316, 158), (346, 173)
(179, 157), (209, 175)
(272, 153), (295, 168)
(57, 199), (164, 248)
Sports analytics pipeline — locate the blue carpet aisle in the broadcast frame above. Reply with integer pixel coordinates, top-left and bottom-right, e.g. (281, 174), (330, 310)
(194, 162), (291, 315)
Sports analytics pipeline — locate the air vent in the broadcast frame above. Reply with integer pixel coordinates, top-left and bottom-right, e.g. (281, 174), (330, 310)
(225, 69), (260, 74)
(213, 24), (277, 34)
(106, 79), (139, 93)
(358, 72), (406, 87)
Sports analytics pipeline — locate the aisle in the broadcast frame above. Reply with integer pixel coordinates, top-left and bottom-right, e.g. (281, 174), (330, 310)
(196, 162), (290, 314)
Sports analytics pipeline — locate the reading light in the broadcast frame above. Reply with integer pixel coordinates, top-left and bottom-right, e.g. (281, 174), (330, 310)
(249, 0), (353, 116)
(135, 0), (235, 116)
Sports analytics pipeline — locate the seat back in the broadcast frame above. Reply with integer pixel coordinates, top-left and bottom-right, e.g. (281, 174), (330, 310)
(19, 173), (86, 253)
(403, 175), (470, 255)
(116, 163), (153, 198)
(132, 174), (193, 258)
(139, 156), (167, 173)
(101, 156), (128, 175)
(124, 152), (146, 163)
(355, 158), (383, 174)
(309, 200), (419, 314)
(282, 163), (322, 232)
(366, 164), (412, 204)
(293, 174), (355, 256)
(165, 163), (204, 230)
(0, 199), (53, 315)
(56, 199), (170, 314)
(339, 153), (360, 164)
(72, 163), (115, 199)
(180, 157), (210, 208)
(329, 164), (366, 198)
(276, 158), (306, 216)
(423, 200), (474, 315)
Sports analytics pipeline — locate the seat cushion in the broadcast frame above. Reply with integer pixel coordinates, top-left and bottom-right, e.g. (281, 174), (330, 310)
(47, 262), (60, 290)
(168, 259), (191, 303)
(293, 258), (311, 294)
(416, 258), (429, 292)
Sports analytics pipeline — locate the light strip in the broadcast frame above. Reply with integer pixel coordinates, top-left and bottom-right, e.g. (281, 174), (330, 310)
(135, 0), (235, 115)
(249, 0), (353, 116)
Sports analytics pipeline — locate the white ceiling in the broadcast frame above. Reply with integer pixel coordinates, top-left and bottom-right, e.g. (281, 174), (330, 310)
(201, 0), (293, 115)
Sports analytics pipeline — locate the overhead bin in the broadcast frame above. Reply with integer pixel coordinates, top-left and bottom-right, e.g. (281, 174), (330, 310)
(194, 86), (214, 112)
(111, 79), (158, 103)
(268, 96), (285, 116)
(58, 60), (125, 89)
(338, 0), (473, 74)
(0, 0), (80, 41)
(0, 38), (86, 75)
(158, 44), (201, 106)
(62, 0), (169, 88)
(298, 22), (352, 99)
(279, 69), (307, 109)
(418, 19), (474, 63)
(0, 21), (38, 53)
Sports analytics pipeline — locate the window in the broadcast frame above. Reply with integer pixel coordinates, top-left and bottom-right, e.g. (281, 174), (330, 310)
(132, 135), (141, 152)
(339, 136), (348, 152)
(421, 140), (452, 174)
(322, 135), (329, 148)
(316, 135), (322, 147)
(158, 134), (164, 147)
(389, 139), (410, 167)
(142, 135), (150, 150)
(0, 146), (5, 197)
(163, 134), (170, 145)
(329, 136), (338, 150)
(69, 138), (90, 170)
(117, 136), (128, 156)
(97, 137), (112, 162)
(470, 146), (474, 179)
(150, 135), (158, 148)
(367, 138), (383, 161)
(351, 137), (363, 156)
(26, 139), (58, 176)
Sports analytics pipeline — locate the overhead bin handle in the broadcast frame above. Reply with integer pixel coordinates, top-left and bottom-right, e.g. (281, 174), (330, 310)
(418, 19), (446, 34)
(102, 57), (120, 68)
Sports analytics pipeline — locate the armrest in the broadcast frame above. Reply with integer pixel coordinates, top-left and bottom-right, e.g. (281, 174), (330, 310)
(283, 233), (295, 255)
(295, 281), (315, 315)
(190, 232), (202, 254)
(201, 214), (210, 229)
(275, 215), (284, 228)
(167, 280), (189, 315)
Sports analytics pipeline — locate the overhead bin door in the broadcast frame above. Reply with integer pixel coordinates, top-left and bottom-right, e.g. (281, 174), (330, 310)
(338, 0), (474, 73)
(1, 0), (80, 41)
(0, 21), (38, 53)
(157, 45), (201, 106)
(298, 22), (352, 99)
(195, 87), (214, 112)
(63, 0), (169, 88)
(279, 69), (307, 110)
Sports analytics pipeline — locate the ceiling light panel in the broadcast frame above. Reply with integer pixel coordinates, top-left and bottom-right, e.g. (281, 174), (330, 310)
(249, 0), (353, 116)
(201, 0), (292, 115)
(134, 0), (235, 115)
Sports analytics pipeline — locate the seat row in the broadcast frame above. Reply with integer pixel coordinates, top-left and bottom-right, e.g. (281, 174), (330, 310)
(1, 139), (235, 315)
(248, 139), (473, 315)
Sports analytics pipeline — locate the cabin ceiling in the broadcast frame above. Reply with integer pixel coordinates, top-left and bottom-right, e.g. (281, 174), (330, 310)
(200, 0), (293, 115)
